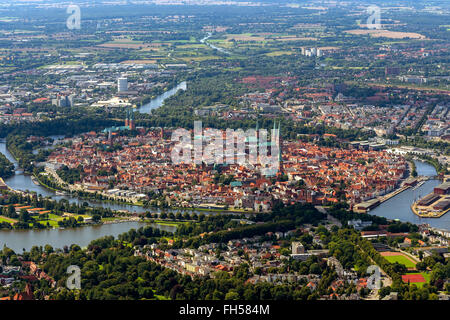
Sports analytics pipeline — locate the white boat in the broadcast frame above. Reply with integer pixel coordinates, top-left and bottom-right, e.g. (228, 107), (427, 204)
(412, 181), (425, 190)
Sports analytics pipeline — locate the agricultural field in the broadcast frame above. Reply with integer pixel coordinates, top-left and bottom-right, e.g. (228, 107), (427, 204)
(120, 60), (158, 64)
(225, 33), (267, 42)
(272, 36), (318, 41)
(178, 55), (221, 62)
(265, 51), (295, 57)
(344, 29), (427, 39)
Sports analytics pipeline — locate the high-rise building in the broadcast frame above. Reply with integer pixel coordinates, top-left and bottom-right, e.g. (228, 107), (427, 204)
(317, 48), (323, 57)
(291, 242), (305, 254)
(118, 77), (128, 93)
(52, 94), (74, 107)
(301, 47), (323, 57)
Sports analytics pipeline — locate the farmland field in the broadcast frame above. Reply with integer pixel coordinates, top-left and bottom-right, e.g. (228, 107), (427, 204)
(344, 29), (426, 39)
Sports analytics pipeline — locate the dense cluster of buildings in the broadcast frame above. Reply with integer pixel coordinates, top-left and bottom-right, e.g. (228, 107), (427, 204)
(0, 59), (184, 124)
(421, 104), (450, 139)
(136, 234), (290, 278)
(45, 124), (407, 209)
(233, 78), (448, 145)
(134, 226), (371, 300)
(0, 260), (55, 300)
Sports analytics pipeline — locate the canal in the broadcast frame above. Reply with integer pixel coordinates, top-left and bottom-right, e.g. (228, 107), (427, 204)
(369, 160), (449, 231)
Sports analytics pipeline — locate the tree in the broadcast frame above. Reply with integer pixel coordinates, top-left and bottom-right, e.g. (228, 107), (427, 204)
(6, 205), (16, 218)
(44, 245), (54, 255)
(225, 290), (240, 300)
(19, 209), (31, 223)
(212, 289), (224, 300)
(309, 263), (321, 275)
(416, 261), (427, 271)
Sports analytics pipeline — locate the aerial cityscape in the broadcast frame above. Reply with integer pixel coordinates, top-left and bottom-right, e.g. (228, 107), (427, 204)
(0, 0), (448, 307)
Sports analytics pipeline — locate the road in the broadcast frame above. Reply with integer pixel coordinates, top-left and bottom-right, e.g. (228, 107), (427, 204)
(315, 206), (342, 228)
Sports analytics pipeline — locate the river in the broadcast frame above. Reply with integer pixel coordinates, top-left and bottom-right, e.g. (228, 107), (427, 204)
(200, 33), (231, 55)
(0, 81), (190, 213)
(0, 82), (225, 252)
(0, 221), (147, 252)
(0, 139), (149, 213)
(0, 139), (225, 216)
(369, 160), (449, 231)
(137, 81), (186, 114)
(4, 84), (445, 250)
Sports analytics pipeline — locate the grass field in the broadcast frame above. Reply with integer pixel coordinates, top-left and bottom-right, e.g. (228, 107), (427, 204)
(102, 217), (123, 222)
(36, 213), (91, 227)
(265, 51), (294, 57)
(0, 215), (16, 224)
(178, 55), (221, 62)
(383, 255), (416, 269)
(153, 220), (190, 226)
(36, 219), (59, 227)
(176, 44), (209, 49)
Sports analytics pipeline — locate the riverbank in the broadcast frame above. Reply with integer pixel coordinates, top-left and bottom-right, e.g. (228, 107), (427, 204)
(410, 154), (447, 176)
(368, 161), (449, 231)
(137, 81), (186, 114)
(32, 172), (61, 192)
(200, 33), (231, 55)
(355, 162), (414, 213)
(0, 204), (145, 231)
(41, 166), (146, 206)
(377, 160), (417, 203)
(355, 159), (436, 214)
(170, 205), (253, 214)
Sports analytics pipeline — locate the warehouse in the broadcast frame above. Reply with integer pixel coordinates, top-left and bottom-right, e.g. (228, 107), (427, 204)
(417, 193), (440, 206)
(434, 182), (450, 195)
(432, 199), (450, 212)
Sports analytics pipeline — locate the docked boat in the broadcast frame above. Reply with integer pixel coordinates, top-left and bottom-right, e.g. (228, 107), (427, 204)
(412, 181), (425, 190)
(31, 176), (40, 185)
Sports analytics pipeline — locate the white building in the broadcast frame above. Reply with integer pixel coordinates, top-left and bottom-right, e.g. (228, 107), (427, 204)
(117, 77), (128, 93)
(291, 241), (305, 254)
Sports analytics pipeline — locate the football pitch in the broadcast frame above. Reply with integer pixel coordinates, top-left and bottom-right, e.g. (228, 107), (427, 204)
(383, 254), (416, 269)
